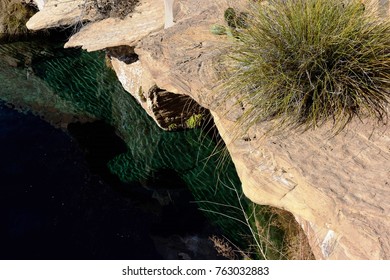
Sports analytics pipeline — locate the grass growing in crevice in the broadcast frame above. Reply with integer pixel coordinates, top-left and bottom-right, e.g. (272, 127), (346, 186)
(273, 208), (315, 260)
(246, 204), (315, 260)
(221, 0), (390, 135)
(199, 174), (315, 260)
(185, 113), (204, 129)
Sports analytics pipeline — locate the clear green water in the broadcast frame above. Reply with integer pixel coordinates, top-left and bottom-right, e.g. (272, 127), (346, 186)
(0, 40), (254, 254)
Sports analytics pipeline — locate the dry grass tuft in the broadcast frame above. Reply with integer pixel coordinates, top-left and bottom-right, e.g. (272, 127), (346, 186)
(221, 0), (390, 135)
(266, 207), (315, 260)
(209, 235), (239, 259)
(246, 203), (315, 259)
(0, 0), (37, 41)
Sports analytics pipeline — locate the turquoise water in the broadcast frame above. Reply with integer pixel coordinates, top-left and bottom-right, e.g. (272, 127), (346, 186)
(0, 40), (254, 256)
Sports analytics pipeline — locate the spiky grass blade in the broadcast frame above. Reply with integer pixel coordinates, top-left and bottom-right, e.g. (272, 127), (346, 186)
(221, 0), (390, 134)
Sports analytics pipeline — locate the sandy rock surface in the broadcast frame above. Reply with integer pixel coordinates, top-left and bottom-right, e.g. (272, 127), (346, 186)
(64, 0), (165, 51)
(27, 0), (98, 30)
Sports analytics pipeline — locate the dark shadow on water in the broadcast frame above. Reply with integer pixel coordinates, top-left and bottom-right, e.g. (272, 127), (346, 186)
(0, 104), (220, 259)
(0, 37), (246, 260)
(0, 104), (161, 259)
(67, 121), (128, 185)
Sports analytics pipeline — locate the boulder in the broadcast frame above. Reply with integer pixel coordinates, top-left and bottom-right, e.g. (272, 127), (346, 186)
(26, 0), (98, 30)
(64, 0), (165, 51)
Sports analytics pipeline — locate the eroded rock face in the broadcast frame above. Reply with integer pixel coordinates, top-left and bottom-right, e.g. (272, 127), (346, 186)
(136, 0), (234, 109)
(64, 0), (165, 51)
(26, 0), (390, 259)
(213, 112), (390, 259)
(111, 57), (206, 130)
(26, 0), (98, 30)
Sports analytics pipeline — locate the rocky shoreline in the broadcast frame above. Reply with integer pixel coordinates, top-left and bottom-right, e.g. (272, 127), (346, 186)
(22, 0), (390, 259)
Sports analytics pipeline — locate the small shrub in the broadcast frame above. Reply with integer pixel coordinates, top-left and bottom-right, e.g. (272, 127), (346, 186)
(85, 0), (140, 20)
(0, 0), (37, 41)
(224, 7), (237, 28)
(221, 0), (390, 134)
(167, 123), (178, 131)
(210, 24), (227, 35)
(185, 113), (203, 129)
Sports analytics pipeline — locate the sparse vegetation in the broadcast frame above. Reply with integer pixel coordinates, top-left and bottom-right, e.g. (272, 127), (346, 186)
(185, 113), (203, 129)
(209, 235), (240, 259)
(221, 0), (390, 134)
(210, 24), (227, 35)
(0, 0), (37, 41)
(210, 7), (248, 37)
(247, 204), (315, 260)
(203, 180), (314, 260)
(167, 123), (178, 131)
(85, 0), (140, 20)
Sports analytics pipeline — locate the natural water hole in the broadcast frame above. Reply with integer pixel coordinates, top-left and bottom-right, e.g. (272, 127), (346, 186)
(0, 38), (253, 259)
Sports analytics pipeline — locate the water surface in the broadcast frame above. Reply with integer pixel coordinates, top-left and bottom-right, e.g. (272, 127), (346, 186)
(0, 39), (252, 259)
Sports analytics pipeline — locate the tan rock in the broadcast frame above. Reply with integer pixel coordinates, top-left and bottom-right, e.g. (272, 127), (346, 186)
(26, 0), (98, 30)
(212, 112), (390, 259)
(110, 57), (156, 120)
(164, 0), (174, 28)
(136, 0), (235, 108)
(32, 0), (47, 10)
(110, 57), (206, 130)
(64, 0), (165, 51)
(363, 0), (390, 18)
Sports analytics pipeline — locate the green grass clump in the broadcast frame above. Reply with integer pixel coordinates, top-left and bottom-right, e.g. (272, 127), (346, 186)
(222, 0), (390, 133)
(185, 113), (203, 128)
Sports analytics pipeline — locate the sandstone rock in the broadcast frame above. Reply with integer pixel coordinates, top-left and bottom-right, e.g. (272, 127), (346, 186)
(213, 112), (390, 259)
(111, 58), (154, 105)
(136, 0), (235, 109)
(111, 57), (206, 130)
(363, 0), (390, 18)
(32, 0), (46, 10)
(164, 0), (174, 28)
(26, 0), (98, 30)
(110, 57), (159, 125)
(64, 0), (165, 51)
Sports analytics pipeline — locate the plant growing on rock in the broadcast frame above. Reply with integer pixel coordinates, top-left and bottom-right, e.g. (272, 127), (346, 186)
(185, 113), (203, 129)
(221, 0), (390, 134)
(85, 0), (140, 20)
(210, 7), (248, 37)
(0, 0), (37, 41)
